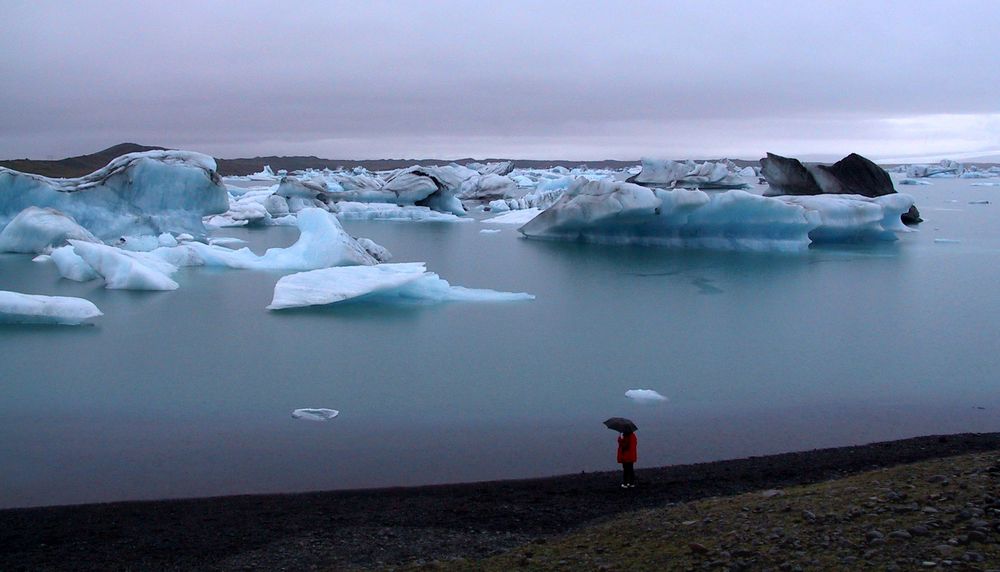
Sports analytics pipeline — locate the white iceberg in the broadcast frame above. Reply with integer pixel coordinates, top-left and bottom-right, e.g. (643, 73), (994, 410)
(625, 389), (668, 403)
(0, 207), (99, 253)
(165, 208), (379, 271)
(248, 165), (278, 181)
(69, 240), (179, 290)
(0, 150), (229, 240)
(291, 408), (340, 421)
(518, 178), (913, 251)
(905, 159), (964, 178)
(629, 158), (750, 189)
(457, 174), (518, 200)
(0, 290), (102, 325)
(268, 262), (534, 310)
(479, 228), (502, 234)
(330, 201), (466, 222)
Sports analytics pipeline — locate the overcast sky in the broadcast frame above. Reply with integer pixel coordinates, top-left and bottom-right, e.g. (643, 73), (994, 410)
(2, 0), (998, 161)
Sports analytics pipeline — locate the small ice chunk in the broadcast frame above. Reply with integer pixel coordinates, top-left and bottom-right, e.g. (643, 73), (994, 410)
(357, 237), (392, 263)
(291, 408), (340, 421)
(625, 389), (669, 403)
(0, 290), (102, 325)
(207, 237), (247, 247)
(32, 254), (51, 262)
(479, 228), (502, 234)
(158, 233), (178, 247)
(934, 238), (961, 244)
(268, 263), (428, 309)
(70, 240), (179, 290)
(482, 208), (542, 225)
(51, 245), (100, 281)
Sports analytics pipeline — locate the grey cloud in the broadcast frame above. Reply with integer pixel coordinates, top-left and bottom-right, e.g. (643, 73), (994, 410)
(1, 0), (998, 159)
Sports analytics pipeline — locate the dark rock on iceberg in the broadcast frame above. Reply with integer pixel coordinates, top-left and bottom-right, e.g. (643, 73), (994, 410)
(759, 153), (823, 195)
(760, 152), (922, 224)
(823, 153), (895, 197)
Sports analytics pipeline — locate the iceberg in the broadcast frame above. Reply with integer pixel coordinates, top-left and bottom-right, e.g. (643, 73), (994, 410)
(518, 178), (913, 252)
(625, 389), (668, 403)
(628, 158), (751, 190)
(760, 152), (921, 224)
(457, 174), (518, 200)
(0, 150), (229, 240)
(0, 207), (99, 253)
(905, 159), (964, 178)
(291, 408), (340, 421)
(248, 165), (277, 181)
(330, 201), (467, 222)
(171, 208), (379, 271)
(898, 178), (932, 186)
(268, 262), (534, 310)
(468, 160), (515, 176)
(69, 240), (179, 290)
(0, 290), (102, 325)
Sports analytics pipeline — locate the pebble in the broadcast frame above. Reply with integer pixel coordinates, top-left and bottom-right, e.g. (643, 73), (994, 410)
(888, 530), (912, 540)
(963, 551), (985, 563)
(688, 542), (709, 555)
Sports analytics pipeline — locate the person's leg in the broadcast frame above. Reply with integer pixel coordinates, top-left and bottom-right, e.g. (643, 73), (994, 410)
(624, 463), (634, 487)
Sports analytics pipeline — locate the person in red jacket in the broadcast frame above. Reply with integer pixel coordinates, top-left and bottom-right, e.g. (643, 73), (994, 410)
(617, 430), (637, 488)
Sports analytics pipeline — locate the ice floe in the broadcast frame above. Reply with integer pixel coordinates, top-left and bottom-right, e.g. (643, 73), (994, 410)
(291, 408), (340, 421)
(267, 262), (534, 310)
(0, 290), (102, 325)
(625, 389), (668, 403)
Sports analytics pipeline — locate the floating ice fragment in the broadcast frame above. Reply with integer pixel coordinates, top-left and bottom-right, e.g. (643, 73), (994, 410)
(291, 408), (340, 421)
(934, 238), (961, 244)
(625, 389), (668, 403)
(69, 240), (179, 290)
(483, 208), (542, 225)
(479, 229), (502, 234)
(0, 290), (102, 325)
(268, 262), (534, 310)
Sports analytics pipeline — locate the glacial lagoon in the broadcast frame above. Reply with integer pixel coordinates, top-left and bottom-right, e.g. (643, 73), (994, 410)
(1, 178), (999, 508)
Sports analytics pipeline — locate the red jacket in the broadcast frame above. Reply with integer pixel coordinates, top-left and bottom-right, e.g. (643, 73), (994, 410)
(617, 432), (637, 464)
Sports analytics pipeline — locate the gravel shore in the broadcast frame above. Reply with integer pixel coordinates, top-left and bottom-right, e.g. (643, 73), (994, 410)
(2, 433), (999, 571)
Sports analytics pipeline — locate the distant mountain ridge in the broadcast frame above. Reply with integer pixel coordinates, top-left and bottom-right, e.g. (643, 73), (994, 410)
(0, 143), (761, 178)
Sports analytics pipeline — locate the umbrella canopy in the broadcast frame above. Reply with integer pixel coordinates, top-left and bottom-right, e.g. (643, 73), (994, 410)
(603, 417), (637, 433)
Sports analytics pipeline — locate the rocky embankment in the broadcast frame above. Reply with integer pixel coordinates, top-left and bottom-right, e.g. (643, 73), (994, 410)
(433, 451), (1000, 571)
(1, 433), (998, 571)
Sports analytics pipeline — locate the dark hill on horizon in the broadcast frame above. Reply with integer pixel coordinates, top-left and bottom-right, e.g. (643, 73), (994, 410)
(1, 143), (765, 178)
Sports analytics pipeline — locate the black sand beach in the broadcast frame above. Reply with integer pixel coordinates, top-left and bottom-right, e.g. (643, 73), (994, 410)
(2, 433), (999, 571)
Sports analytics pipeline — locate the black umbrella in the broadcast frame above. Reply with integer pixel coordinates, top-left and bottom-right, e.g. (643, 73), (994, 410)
(603, 417), (637, 433)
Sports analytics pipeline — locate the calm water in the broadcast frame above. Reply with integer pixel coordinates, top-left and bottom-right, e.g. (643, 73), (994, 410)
(2, 179), (999, 508)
